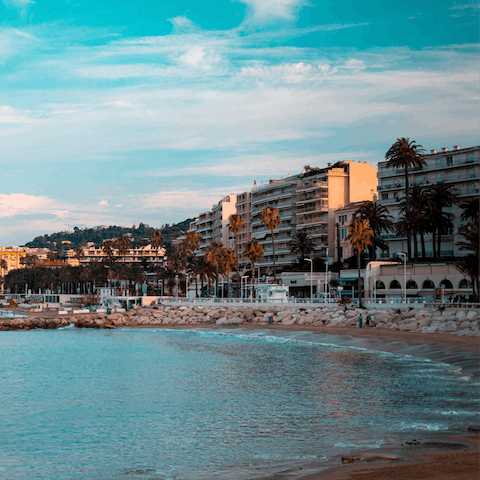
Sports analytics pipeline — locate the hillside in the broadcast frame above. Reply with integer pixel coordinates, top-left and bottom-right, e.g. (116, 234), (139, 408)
(24, 219), (193, 250)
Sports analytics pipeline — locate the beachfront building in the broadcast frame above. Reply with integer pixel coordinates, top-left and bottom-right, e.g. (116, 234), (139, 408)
(0, 247), (26, 278)
(376, 144), (480, 258)
(194, 194), (237, 257)
(250, 174), (300, 272)
(72, 242), (166, 265)
(296, 161), (378, 265)
(366, 261), (474, 303)
(235, 191), (251, 269)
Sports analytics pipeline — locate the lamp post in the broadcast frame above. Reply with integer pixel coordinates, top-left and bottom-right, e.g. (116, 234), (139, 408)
(305, 258), (313, 303)
(398, 253), (407, 304)
(241, 275), (248, 301)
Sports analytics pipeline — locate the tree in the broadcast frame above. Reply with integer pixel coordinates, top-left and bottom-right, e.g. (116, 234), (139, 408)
(456, 218), (479, 301)
(385, 138), (426, 259)
(115, 236), (132, 263)
(150, 230), (164, 266)
(261, 206), (282, 283)
(289, 230), (316, 265)
(205, 241), (226, 297)
(222, 249), (236, 298)
(346, 218), (374, 308)
(243, 239), (264, 284)
(396, 211), (422, 260)
(427, 182), (459, 258)
(228, 214), (244, 298)
(102, 239), (116, 265)
(74, 248), (84, 264)
(459, 197), (479, 222)
(355, 201), (394, 260)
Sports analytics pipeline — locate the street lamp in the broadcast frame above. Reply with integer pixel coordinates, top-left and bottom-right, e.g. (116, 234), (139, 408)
(241, 275), (248, 301)
(305, 258), (313, 303)
(398, 253), (407, 304)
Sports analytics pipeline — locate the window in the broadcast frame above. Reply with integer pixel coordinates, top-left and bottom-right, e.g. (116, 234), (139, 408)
(446, 156), (453, 166)
(381, 193), (389, 200)
(439, 279), (453, 289)
(422, 279), (435, 289)
(406, 280), (418, 289)
(376, 280), (386, 289)
(459, 279), (471, 289)
(390, 280), (401, 289)
(467, 152), (474, 163)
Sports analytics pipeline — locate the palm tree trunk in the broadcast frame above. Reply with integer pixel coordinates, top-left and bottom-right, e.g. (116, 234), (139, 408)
(432, 230), (437, 259)
(437, 231), (442, 257)
(235, 236), (240, 299)
(271, 231), (276, 284)
(357, 249), (362, 308)
(405, 164), (412, 260)
(413, 234), (419, 260)
(215, 267), (219, 297)
(420, 233), (426, 258)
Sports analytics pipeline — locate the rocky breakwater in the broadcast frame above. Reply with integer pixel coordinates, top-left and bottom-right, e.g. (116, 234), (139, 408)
(0, 305), (479, 337)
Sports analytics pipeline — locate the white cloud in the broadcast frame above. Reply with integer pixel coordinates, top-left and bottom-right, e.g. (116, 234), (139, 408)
(0, 193), (56, 217)
(0, 105), (38, 124)
(237, 0), (304, 21)
(2, 0), (34, 7)
(98, 200), (108, 206)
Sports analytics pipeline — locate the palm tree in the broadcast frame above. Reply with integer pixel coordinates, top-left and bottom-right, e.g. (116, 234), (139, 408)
(355, 201), (394, 260)
(74, 248), (84, 265)
(427, 182), (459, 258)
(456, 219), (479, 301)
(289, 230), (316, 266)
(346, 218), (374, 308)
(396, 211), (422, 260)
(261, 206), (282, 283)
(205, 241), (225, 297)
(150, 230), (164, 267)
(222, 249), (236, 298)
(228, 214), (244, 298)
(243, 239), (264, 284)
(459, 197), (479, 222)
(385, 138), (426, 259)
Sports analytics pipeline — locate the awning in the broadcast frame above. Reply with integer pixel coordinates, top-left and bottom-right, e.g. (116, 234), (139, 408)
(252, 232), (268, 240)
(338, 277), (360, 282)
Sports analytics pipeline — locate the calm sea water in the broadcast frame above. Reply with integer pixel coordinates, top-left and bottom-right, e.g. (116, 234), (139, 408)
(0, 327), (478, 480)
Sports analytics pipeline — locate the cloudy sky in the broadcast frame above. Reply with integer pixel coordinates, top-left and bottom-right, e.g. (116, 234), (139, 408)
(1, 0), (478, 245)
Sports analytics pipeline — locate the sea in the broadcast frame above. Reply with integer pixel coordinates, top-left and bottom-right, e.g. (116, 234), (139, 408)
(0, 327), (478, 480)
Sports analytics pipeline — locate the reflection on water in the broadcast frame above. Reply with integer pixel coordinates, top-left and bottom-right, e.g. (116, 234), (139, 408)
(0, 328), (478, 480)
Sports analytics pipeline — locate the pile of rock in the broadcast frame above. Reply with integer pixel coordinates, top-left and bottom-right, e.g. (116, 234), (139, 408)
(1, 304), (479, 336)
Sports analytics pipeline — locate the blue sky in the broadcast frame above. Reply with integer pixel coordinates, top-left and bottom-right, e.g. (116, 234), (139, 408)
(1, 0), (479, 245)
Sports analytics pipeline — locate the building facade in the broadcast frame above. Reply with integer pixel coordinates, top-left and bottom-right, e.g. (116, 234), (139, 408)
(376, 144), (479, 258)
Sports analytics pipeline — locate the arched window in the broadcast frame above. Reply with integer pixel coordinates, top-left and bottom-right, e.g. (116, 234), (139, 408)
(459, 279), (472, 289)
(422, 279), (435, 289)
(440, 279), (453, 289)
(390, 280), (401, 289)
(406, 280), (418, 289)
(376, 280), (386, 290)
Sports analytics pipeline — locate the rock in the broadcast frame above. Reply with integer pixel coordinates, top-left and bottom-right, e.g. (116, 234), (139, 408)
(455, 311), (467, 321)
(466, 311), (478, 321)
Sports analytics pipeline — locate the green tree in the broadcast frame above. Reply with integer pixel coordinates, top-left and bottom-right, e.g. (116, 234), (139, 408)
(115, 236), (132, 263)
(355, 201), (394, 260)
(289, 230), (317, 265)
(385, 138), (426, 259)
(261, 206), (282, 283)
(427, 182), (459, 258)
(347, 218), (374, 308)
(456, 218), (479, 301)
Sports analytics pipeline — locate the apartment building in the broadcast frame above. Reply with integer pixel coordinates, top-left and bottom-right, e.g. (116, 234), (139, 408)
(193, 194), (237, 257)
(0, 247), (26, 277)
(71, 243), (166, 265)
(235, 191), (251, 267)
(250, 174), (300, 271)
(297, 161), (378, 264)
(376, 144), (480, 257)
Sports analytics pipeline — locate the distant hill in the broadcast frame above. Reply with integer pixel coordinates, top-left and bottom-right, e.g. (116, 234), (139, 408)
(24, 219), (193, 250)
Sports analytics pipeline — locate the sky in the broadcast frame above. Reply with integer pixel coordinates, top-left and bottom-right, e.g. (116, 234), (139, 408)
(1, 0), (479, 245)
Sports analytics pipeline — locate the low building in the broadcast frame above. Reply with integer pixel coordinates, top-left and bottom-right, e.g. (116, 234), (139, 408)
(365, 261), (473, 303)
